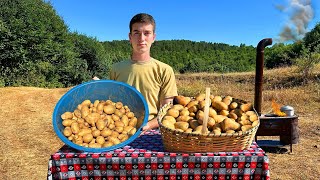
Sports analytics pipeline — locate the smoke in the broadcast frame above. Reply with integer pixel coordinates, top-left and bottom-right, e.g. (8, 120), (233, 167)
(277, 0), (314, 42)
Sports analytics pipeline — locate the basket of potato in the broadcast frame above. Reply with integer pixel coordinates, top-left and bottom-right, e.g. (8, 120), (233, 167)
(52, 80), (149, 152)
(157, 88), (259, 153)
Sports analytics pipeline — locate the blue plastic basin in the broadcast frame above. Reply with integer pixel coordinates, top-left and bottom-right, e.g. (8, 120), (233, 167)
(52, 80), (149, 152)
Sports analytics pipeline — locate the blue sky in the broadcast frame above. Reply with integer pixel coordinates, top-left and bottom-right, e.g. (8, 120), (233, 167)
(49, 0), (319, 46)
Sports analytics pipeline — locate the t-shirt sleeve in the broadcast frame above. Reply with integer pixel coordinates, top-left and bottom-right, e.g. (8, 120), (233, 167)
(160, 66), (178, 99)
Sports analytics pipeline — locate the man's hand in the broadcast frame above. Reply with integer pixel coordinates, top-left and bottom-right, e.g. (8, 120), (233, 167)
(141, 118), (159, 134)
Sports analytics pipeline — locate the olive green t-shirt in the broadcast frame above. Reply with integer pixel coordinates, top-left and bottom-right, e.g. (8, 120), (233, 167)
(110, 58), (178, 120)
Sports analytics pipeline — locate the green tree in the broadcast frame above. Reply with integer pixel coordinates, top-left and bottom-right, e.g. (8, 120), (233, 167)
(71, 33), (111, 79)
(295, 44), (320, 81)
(0, 0), (86, 87)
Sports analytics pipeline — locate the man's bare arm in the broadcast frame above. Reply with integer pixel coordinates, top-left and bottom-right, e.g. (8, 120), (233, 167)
(142, 96), (175, 132)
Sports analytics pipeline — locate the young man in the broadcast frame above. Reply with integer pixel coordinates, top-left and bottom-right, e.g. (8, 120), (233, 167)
(109, 13), (178, 131)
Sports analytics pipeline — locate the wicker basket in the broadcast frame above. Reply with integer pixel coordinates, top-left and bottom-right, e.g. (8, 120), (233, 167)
(157, 96), (260, 153)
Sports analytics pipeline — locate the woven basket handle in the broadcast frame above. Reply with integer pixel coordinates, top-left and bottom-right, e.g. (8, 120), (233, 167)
(201, 87), (211, 135)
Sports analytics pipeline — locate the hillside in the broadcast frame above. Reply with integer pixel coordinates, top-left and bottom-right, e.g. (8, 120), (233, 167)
(0, 66), (319, 179)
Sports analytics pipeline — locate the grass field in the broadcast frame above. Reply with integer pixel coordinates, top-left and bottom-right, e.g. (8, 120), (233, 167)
(0, 65), (319, 180)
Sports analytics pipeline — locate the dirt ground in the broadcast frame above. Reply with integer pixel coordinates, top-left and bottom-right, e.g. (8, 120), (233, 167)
(0, 85), (319, 180)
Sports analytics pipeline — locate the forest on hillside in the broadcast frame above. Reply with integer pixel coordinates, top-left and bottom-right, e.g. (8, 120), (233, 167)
(1, 0), (320, 87)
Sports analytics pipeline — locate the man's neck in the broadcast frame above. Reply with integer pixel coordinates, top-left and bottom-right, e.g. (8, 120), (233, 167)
(131, 53), (151, 63)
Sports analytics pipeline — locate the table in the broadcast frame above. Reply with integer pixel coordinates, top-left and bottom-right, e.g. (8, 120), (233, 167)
(48, 130), (270, 180)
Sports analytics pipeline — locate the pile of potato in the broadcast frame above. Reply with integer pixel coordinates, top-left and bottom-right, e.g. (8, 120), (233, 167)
(61, 99), (138, 148)
(161, 94), (259, 135)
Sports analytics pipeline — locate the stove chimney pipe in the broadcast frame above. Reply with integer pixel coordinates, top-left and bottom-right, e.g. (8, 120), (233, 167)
(254, 38), (273, 115)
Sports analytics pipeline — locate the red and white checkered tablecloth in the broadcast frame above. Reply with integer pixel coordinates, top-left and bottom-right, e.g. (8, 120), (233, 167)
(48, 130), (270, 180)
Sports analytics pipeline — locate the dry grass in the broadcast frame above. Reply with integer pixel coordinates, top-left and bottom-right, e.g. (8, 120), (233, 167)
(0, 65), (319, 180)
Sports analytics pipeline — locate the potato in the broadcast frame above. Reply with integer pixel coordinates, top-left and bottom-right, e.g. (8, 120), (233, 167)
(189, 119), (200, 129)
(111, 114), (120, 121)
(115, 120), (125, 127)
(219, 110), (229, 116)
(238, 119), (252, 126)
(123, 126), (134, 133)
(110, 131), (119, 138)
(118, 134), (129, 142)
(186, 100), (199, 109)
(198, 101), (206, 110)
(212, 128), (221, 135)
(226, 130), (235, 134)
(252, 120), (259, 127)
(96, 136), (105, 145)
(128, 117), (138, 127)
(114, 126), (124, 133)
(245, 111), (256, 116)
(88, 143), (102, 148)
(208, 108), (217, 117)
(228, 112), (238, 120)
(213, 96), (222, 102)
(92, 129), (101, 137)
(108, 137), (121, 145)
(128, 127), (137, 136)
(96, 103), (104, 113)
(121, 115), (129, 127)
(70, 122), (80, 134)
(212, 101), (228, 111)
(126, 112), (135, 118)
(74, 109), (82, 118)
(241, 125), (253, 132)
(115, 102), (123, 109)
(102, 141), (114, 147)
(166, 108), (180, 118)
(99, 128), (111, 137)
(61, 112), (73, 120)
(96, 119), (106, 130)
(176, 115), (191, 122)
(174, 96), (191, 106)
(78, 128), (92, 136)
(81, 106), (90, 118)
(162, 116), (176, 124)
(222, 98), (232, 106)
(196, 110), (204, 121)
(103, 104), (116, 114)
(85, 112), (100, 126)
(62, 119), (75, 127)
(172, 104), (184, 111)
(83, 133), (93, 143)
(63, 127), (72, 137)
(229, 102), (238, 109)
(81, 100), (92, 107)
(162, 120), (175, 129)
(108, 123), (115, 130)
(114, 109), (123, 118)
(195, 93), (206, 101)
(240, 103), (253, 112)
(213, 115), (226, 123)
(180, 109), (190, 116)
(188, 105), (198, 113)
(174, 122), (189, 131)
(249, 114), (258, 122)
(221, 118), (240, 132)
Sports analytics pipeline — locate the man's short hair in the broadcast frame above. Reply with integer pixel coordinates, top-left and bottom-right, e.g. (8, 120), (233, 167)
(129, 13), (156, 33)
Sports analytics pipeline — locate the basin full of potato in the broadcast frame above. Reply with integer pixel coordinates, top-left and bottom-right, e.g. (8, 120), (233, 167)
(52, 80), (149, 152)
(61, 99), (140, 149)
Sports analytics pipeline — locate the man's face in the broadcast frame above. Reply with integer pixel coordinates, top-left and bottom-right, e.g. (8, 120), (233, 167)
(129, 23), (156, 54)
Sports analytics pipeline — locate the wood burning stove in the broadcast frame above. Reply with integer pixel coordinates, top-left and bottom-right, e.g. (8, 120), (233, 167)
(254, 38), (299, 153)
